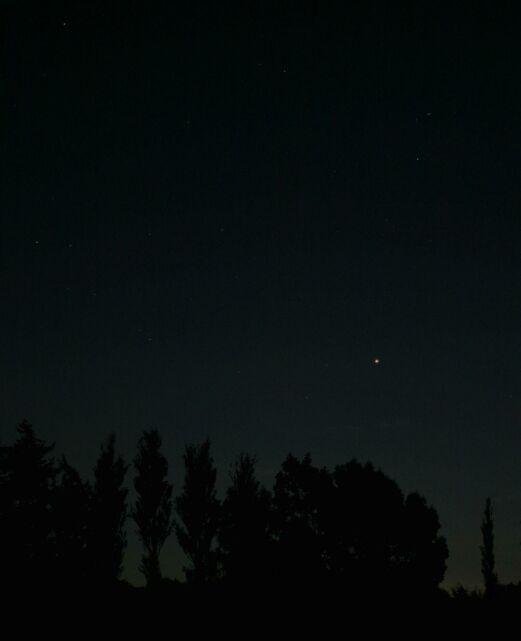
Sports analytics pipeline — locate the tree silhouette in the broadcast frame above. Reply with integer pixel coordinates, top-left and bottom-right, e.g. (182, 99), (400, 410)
(399, 491), (449, 594)
(0, 419), (455, 601)
(218, 453), (272, 586)
(175, 439), (220, 584)
(89, 434), (128, 588)
(133, 429), (173, 587)
(330, 461), (448, 596)
(53, 456), (91, 587)
(270, 455), (448, 597)
(327, 460), (405, 590)
(272, 453), (332, 588)
(0, 420), (56, 590)
(480, 497), (498, 598)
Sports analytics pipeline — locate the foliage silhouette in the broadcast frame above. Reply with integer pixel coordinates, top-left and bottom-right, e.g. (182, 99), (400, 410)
(89, 434), (128, 587)
(271, 454), (448, 597)
(3, 417), (513, 607)
(0, 420), (56, 590)
(218, 453), (272, 586)
(53, 456), (91, 586)
(175, 439), (220, 584)
(480, 497), (498, 597)
(400, 491), (448, 593)
(272, 453), (333, 589)
(133, 429), (173, 587)
(326, 460), (407, 591)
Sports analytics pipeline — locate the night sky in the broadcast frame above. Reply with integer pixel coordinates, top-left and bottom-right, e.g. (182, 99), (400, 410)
(2, 0), (521, 588)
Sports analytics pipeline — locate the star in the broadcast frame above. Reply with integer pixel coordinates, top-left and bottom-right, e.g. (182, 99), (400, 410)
(373, 358), (380, 365)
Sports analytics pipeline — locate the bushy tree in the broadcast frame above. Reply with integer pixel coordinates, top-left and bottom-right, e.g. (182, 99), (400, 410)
(272, 453), (333, 587)
(330, 461), (448, 595)
(133, 430), (173, 586)
(175, 439), (220, 584)
(399, 491), (448, 593)
(327, 461), (405, 587)
(270, 455), (448, 596)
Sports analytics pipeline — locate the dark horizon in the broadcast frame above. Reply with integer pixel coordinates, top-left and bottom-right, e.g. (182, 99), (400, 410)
(2, 0), (521, 592)
(0, 417), (512, 592)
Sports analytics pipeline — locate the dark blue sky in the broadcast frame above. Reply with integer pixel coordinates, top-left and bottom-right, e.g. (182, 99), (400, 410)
(2, 0), (521, 587)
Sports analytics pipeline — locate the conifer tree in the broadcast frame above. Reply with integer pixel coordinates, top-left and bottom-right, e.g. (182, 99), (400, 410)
(133, 429), (173, 586)
(480, 497), (498, 597)
(0, 420), (56, 589)
(218, 453), (272, 584)
(90, 434), (128, 586)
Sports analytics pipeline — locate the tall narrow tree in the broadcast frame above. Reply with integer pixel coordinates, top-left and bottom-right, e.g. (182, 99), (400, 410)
(89, 434), (128, 588)
(53, 456), (91, 587)
(133, 429), (173, 586)
(175, 439), (220, 584)
(480, 497), (498, 597)
(218, 453), (272, 585)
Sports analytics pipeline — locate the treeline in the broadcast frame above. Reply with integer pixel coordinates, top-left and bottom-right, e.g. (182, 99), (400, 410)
(0, 419), (516, 604)
(0, 419), (445, 599)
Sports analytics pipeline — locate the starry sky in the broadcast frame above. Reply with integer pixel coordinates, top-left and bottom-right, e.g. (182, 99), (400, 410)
(2, 0), (521, 588)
